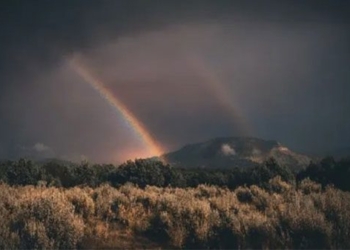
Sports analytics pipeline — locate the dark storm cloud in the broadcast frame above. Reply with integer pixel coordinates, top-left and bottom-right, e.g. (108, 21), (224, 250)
(75, 22), (350, 155)
(1, 1), (349, 69)
(0, 0), (349, 162)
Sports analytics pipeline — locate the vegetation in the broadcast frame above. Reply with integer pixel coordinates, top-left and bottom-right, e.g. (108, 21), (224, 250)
(0, 157), (296, 189)
(0, 157), (349, 248)
(0, 178), (349, 249)
(297, 156), (350, 191)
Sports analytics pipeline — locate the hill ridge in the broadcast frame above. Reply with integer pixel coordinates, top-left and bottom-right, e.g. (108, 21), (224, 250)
(162, 136), (311, 170)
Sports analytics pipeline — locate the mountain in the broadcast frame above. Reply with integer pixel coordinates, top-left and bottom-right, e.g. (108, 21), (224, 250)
(162, 137), (312, 171)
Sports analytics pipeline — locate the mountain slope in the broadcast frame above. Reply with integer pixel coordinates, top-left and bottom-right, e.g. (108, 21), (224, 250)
(163, 137), (312, 170)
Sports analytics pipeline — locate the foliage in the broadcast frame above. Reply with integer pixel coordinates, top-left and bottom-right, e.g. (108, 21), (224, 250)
(0, 156), (349, 248)
(0, 157), (349, 193)
(298, 157), (350, 191)
(0, 180), (349, 249)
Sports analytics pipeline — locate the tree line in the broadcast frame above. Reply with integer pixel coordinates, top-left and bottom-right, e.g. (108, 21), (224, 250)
(0, 156), (349, 191)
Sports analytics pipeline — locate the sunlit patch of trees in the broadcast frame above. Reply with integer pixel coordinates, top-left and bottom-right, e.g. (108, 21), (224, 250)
(0, 157), (349, 248)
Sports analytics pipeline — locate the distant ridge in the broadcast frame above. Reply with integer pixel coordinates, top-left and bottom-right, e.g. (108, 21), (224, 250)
(162, 137), (312, 170)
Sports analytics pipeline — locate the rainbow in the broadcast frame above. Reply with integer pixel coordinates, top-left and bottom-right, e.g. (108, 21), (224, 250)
(187, 55), (252, 136)
(69, 57), (165, 161)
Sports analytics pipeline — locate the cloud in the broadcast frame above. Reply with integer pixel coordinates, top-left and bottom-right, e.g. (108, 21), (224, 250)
(33, 143), (51, 152)
(252, 148), (262, 155)
(277, 146), (290, 152)
(1, 1), (349, 162)
(31, 142), (55, 158)
(221, 144), (236, 156)
(9, 142), (56, 160)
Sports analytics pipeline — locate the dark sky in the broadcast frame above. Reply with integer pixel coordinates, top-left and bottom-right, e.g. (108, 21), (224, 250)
(0, 0), (349, 163)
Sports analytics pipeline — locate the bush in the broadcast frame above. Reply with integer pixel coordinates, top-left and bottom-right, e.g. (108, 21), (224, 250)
(0, 157), (349, 249)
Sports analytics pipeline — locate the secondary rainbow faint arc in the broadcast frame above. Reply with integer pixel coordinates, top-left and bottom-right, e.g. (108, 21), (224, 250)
(69, 58), (165, 160)
(187, 55), (252, 135)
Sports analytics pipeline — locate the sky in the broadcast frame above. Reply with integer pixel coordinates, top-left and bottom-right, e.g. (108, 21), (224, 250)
(0, 0), (349, 163)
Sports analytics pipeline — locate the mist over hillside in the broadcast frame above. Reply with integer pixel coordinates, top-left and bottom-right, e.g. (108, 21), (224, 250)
(163, 137), (313, 170)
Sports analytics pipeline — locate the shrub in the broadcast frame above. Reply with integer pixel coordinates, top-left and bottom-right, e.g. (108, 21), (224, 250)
(0, 172), (349, 249)
(299, 178), (322, 195)
(14, 189), (85, 249)
(65, 187), (95, 220)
